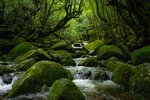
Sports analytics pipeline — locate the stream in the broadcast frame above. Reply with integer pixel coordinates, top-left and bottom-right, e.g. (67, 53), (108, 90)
(0, 57), (128, 100)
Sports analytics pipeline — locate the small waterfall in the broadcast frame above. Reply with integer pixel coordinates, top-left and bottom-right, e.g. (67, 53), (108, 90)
(0, 72), (22, 95)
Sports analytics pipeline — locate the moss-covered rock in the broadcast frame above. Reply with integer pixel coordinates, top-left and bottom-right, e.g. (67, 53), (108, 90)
(129, 63), (150, 100)
(74, 50), (88, 58)
(93, 68), (109, 80)
(14, 48), (51, 62)
(81, 57), (99, 67)
(8, 61), (73, 97)
(59, 51), (76, 66)
(112, 63), (134, 87)
(115, 43), (130, 61)
(84, 40), (104, 52)
(97, 45), (124, 60)
(51, 41), (73, 52)
(104, 57), (120, 72)
(8, 42), (36, 60)
(48, 78), (85, 100)
(14, 58), (36, 71)
(0, 66), (14, 75)
(131, 45), (150, 65)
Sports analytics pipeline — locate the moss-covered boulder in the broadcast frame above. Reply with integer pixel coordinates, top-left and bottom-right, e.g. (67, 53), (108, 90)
(97, 45), (124, 60)
(93, 68), (109, 80)
(48, 78), (85, 100)
(131, 45), (150, 65)
(8, 42), (36, 60)
(74, 50), (88, 58)
(112, 63), (134, 87)
(115, 43), (130, 61)
(0, 66), (14, 75)
(104, 57), (120, 72)
(59, 51), (76, 66)
(129, 63), (150, 100)
(14, 58), (36, 71)
(51, 41), (73, 52)
(14, 48), (51, 62)
(81, 57), (99, 67)
(84, 40), (104, 52)
(8, 61), (73, 97)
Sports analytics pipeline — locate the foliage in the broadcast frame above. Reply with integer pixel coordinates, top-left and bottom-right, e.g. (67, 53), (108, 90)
(0, 0), (83, 41)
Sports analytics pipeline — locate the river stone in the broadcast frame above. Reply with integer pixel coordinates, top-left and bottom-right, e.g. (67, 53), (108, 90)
(81, 57), (99, 67)
(8, 61), (73, 97)
(131, 45), (150, 65)
(48, 78), (85, 100)
(14, 58), (36, 71)
(0, 66), (14, 75)
(104, 57), (120, 72)
(130, 63), (150, 100)
(97, 45), (124, 60)
(84, 40), (104, 52)
(8, 42), (36, 60)
(59, 51), (76, 66)
(14, 48), (51, 62)
(48, 50), (76, 66)
(51, 41), (73, 52)
(112, 63), (134, 87)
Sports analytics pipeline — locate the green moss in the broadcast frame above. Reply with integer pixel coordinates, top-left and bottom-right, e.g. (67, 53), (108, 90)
(14, 58), (36, 71)
(8, 61), (73, 97)
(48, 78), (85, 100)
(82, 57), (99, 67)
(131, 45), (150, 65)
(84, 40), (104, 52)
(112, 63), (134, 87)
(59, 51), (76, 66)
(74, 50), (88, 58)
(104, 57), (120, 72)
(14, 48), (52, 62)
(8, 42), (36, 60)
(97, 45), (124, 60)
(51, 41), (73, 51)
(0, 66), (14, 75)
(129, 63), (150, 100)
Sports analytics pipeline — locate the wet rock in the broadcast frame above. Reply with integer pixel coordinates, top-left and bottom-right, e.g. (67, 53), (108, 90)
(97, 45), (124, 60)
(84, 40), (104, 52)
(48, 50), (76, 66)
(112, 63), (134, 88)
(0, 66), (14, 75)
(104, 57), (120, 72)
(8, 42), (37, 60)
(74, 50), (88, 58)
(8, 61), (73, 97)
(59, 51), (76, 66)
(48, 78), (85, 100)
(93, 68), (109, 80)
(81, 57), (99, 67)
(130, 63), (150, 100)
(14, 48), (51, 62)
(2, 73), (14, 84)
(14, 58), (36, 71)
(131, 45), (150, 65)
(51, 41), (73, 52)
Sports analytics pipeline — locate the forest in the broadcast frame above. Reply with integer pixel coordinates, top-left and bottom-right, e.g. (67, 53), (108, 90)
(0, 0), (150, 100)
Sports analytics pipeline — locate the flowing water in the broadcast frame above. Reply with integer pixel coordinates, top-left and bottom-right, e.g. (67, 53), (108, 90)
(0, 58), (129, 100)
